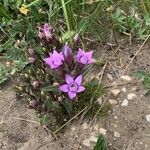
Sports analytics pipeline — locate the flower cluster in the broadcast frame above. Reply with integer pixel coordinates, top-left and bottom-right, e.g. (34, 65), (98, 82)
(43, 24), (94, 99)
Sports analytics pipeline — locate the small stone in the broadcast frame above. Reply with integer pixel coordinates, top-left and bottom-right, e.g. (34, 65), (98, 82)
(145, 144), (148, 148)
(5, 61), (11, 67)
(89, 136), (97, 143)
(114, 131), (120, 138)
(121, 75), (132, 81)
(82, 139), (90, 147)
(71, 126), (76, 131)
(114, 116), (118, 119)
(94, 125), (99, 131)
(97, 97), (102, 104)
(121, 87), (127, 92)
(82, 123), (88, 129)
(110, 89), (121, 97)
(121, 99), (128, 106)
(99, 128), (107, 135)
(127, 93), (136, 100)
(109, 99), (118, 105)
(139, 142), (143, 145)
(114, 125), (117, 128)
(91, 132), (96, 136)
(146, 114), (150, 123)
(107, 73), (113, 80)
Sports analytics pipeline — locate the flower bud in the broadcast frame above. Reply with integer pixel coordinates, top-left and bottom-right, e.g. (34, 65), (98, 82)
(43, 23), (53, 41)
(29, 57), (35, 64)
(29, 100), (38, 108)
(32, 81), (40, 89)
(62, 44), (73, 64)
(28, 48), (35, 56)
(73, 34), (80, 43)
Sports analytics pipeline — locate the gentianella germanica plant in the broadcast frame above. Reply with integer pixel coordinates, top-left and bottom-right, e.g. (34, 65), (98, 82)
(15, 23), (95, 127)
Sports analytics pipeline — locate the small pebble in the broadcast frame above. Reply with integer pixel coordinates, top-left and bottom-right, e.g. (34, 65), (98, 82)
(71, 126), (76, 131)
(107, 73), (113, 80)
(109, 99), (118, 105)
(110, 89), (121, 97)
(114, 116), (118, 119)
(99, 128), (107, 135)
(121, 87), (127, 92)
(82, 123), (88, 129)
(114, 131), (120, 138)
(121, 99), (128, 106)
(82, 139), (90, 147)
(146, 114), (150, 123)
(139, 142), (143, 145)
(94, 125), (99, 131)
(121, 75), (132, 81)
(127, 93), (136, 100)
(89, 136), (97, 143)
(97, 97), (102, 104)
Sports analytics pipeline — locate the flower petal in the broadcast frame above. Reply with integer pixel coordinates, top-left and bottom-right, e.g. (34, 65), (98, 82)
(59, 84), (69, 92)
(75, 75), (82, 85)
(77, 86), (85, 93)
(68, 91), (76, 99)
(86, 51), (93, 59)
(66, 74), (74, 84)
(75, 48), (84, 62)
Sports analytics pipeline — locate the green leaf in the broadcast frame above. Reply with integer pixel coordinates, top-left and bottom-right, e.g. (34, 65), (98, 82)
(63, 99), (73, 115)
(42, 85), (60, 94)
(61, 30), (75, 42)
(94, 134), (106, 150)
(39, 113), (50, 126)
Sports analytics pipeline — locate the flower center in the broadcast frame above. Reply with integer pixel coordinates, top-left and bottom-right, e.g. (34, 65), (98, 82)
(69, 83), (78, 92)
(80, 56), (88, 64)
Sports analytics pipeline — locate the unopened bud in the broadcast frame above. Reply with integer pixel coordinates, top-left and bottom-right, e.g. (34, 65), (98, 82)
(24, 73), (29, 78)
(29, 57), (35, 64)
(32, 81), (40, 89)
(29, 100), (38, 108)
(41, 90), (45, 95)
(73, 34), (80, 43)
(28, 48), (35, 56)
(53, 82), (59, 86)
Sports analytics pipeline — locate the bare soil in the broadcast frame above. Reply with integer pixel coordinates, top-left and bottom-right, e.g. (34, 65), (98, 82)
(0, 38), (150, 150)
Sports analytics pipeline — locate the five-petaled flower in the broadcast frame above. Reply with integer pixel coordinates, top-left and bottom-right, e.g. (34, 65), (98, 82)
(59, 74), (85, 99)
(44, 50), (64, 69)
(75, 48), (94, 65)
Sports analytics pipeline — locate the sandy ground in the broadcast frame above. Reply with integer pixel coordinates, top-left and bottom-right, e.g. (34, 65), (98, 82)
(0, 39), (150, 150)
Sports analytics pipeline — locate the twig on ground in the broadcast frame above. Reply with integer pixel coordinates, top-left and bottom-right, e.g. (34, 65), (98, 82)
(53, 106), (88, 134)
(10, 117), (40, 125)
(0, 98), (16, 124)
(108, 61), (120, 78)
(98, 61), (108, 82)
(123, 34), (150, 74)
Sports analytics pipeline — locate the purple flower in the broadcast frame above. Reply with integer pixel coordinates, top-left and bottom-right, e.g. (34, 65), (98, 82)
(44, 50), (64, 69)
(38, 23), (53, 41)
(43, 23), (53, 40)
(59, 74), (85, 99)
(75, 48), (94, 65)
(62, 44), (73, 64)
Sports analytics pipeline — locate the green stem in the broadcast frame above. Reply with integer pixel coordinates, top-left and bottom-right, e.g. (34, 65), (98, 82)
(27, 0), (41, 7)
(60, 0), (72, 44)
